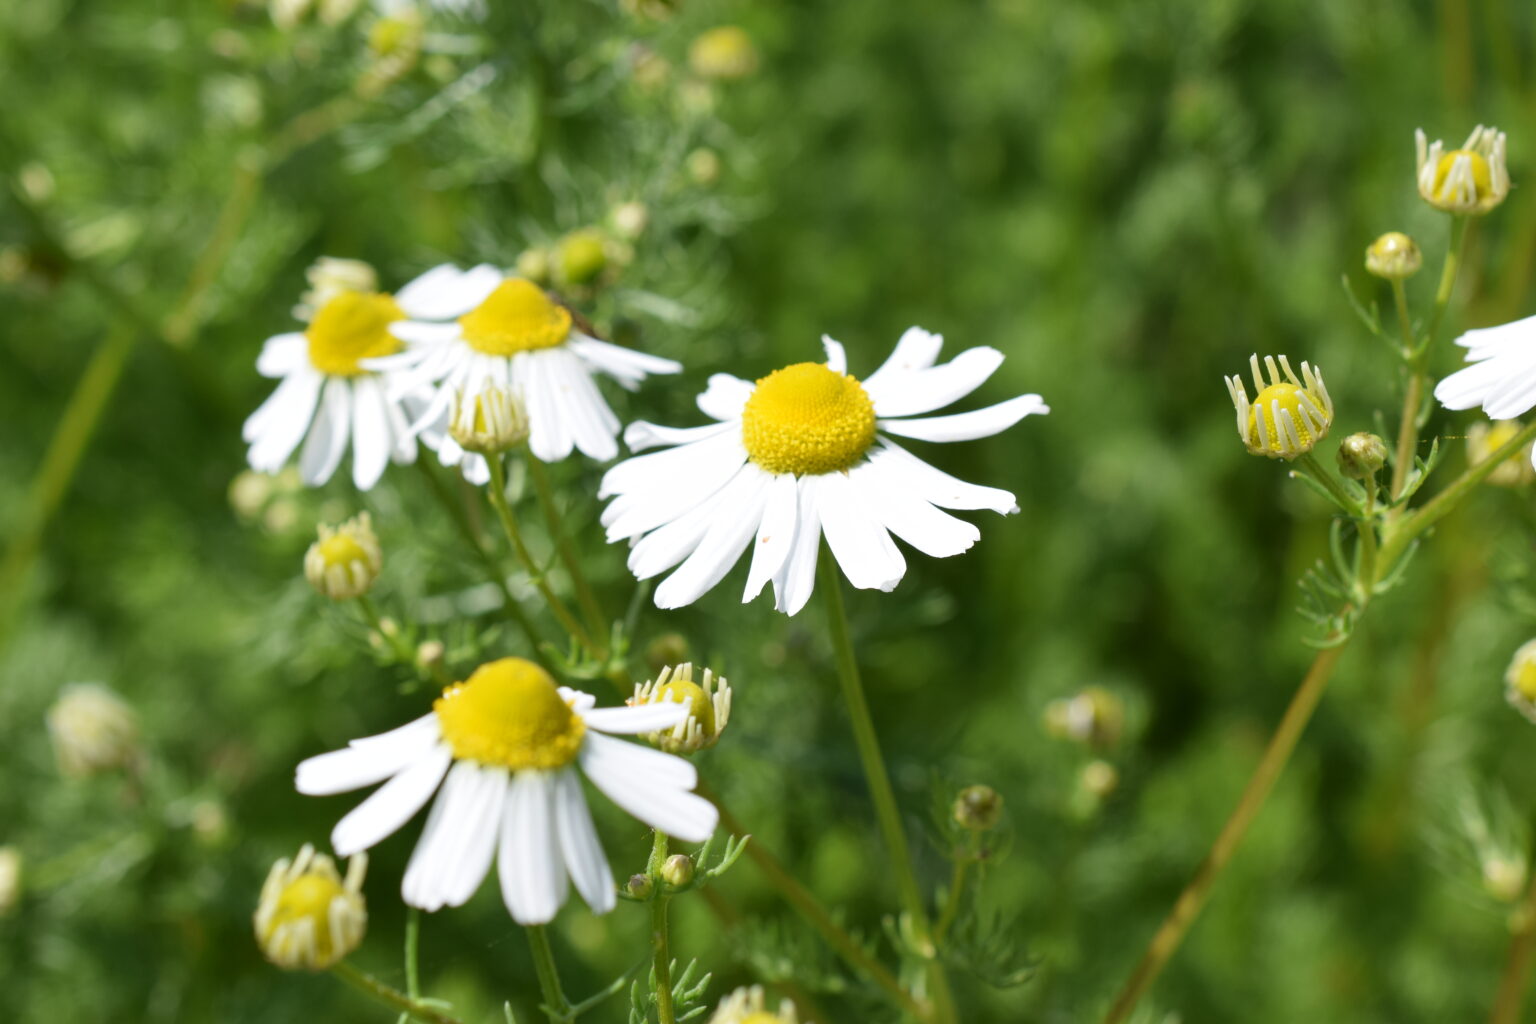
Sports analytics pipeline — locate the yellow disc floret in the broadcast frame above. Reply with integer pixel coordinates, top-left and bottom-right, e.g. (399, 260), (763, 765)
(1431, 149), (1493, 206)
(458, 279), (573, 356)
(305, 292), (405, 376)
(656, 680), (715, 736)
(434, 657), (586, 770)
(254, 844), (367, 971)
(1247, 383), (1314, 454)
(741, 362), (877, 476)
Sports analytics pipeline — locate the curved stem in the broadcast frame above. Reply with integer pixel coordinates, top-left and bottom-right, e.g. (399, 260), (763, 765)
(933, 858), (969, 947)
(1102, 642), (1350, 1024)
(1294, 452), (1360, 514)
(486, 456), (594, 654)
(819, 557), (956, 1024)
(648, 831), (677, 1024)
(525, 456), (608, 650)
(524, 925), (575, 1022)
(331, 962), (463, 1024)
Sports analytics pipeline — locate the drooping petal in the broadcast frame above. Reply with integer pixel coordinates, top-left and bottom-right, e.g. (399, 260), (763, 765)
(351, 376), (392, 490)
(654, 465), (774, 609)
(551, 770), (614, 915)
(568, 335), (682, 391)
(743, 471), (800, 602)
(621, 420), (734, 453)
(822, 335), (848, 374)
(296, 716), (442, 795)
(246, 369), (323, 467)
(579, 732), (697, 789)
(860, 326), (944, 396)
(498, 772), (567, 925)
(579, 736), (716, 842)
(771, 475), (824, 616)
(298, 377), (354, 486)
(868, 440), (1018, 514)
(851, 459), (980, 558)
(546, 348), (621, 461)
(817, 469), (907, 593)
(330, 743), (453, 856)
(521, 350), (574, 463)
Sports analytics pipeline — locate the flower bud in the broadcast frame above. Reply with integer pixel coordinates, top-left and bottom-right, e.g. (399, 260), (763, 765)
(295, 256), (378, 321)
(47, 683), (140, 778)
(1469, 421), (1536, 487)
(0, 847), (21, 916)
(1224, 354), (1333, 460)
(708, 985), (801, 1024)
(358, 10), (423, 95)
(304, 512), (382, 600)
(688, 26), (759, 81)
(416, 640), (446, 673)
(661, 854), (695, 888)
(686, 148), (721, 185)
(1483, 853), (1528, 904)
(555, 229), (609, 287)
(1506, 639), (1536, 723)
(515, 247), (551, 285)
(1081, 760), (1119, 799)
(630, 663), (732, 755)
(1365, 232), (1422, 280)
(627, 873), (654, 899)
(449, 387), (530, 455)
(610, 201), (649, 240)
(953, 784), (1003, 832)
(1337, 433), (1388, 480)
(1043, 686), (1125, 748)
(1417, 125), (1510, 215)
(254, 844), (367, 970)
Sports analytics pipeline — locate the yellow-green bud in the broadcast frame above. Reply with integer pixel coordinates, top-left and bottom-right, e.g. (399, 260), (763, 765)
(1416, 125), (1510, 215)
(661, 854), (695, 888)
(47, 683), (140, 778)
(515, 247), (551, 285)
(1081, 760), (1119, 799)
(1044, 686), (1125, 748)
(610, 201), (649, 240)
(1483, 853), (1527, 903)
(686, 148), (721, 185)
(953, 785), (1003, 832)
(254, 844), (367, 970)
(416, 640), (446, 673)
(1365, 232), (1422, 280)
(449, 387), (529, 455)
(556, 229), (609, 287)
(688, 26), (760, 81)
(1337, 432), (1388, 480)
(630, 663), (732, 755)
(627, 874), (654, 899)
(303, 512), (382, 600)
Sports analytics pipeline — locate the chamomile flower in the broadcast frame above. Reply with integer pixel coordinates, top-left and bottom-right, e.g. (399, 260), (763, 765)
(1416, 125), (1510, 215)
(254, 844), (367, 970)
(296, 657), (717, 925)
(376, 264), (682, 478)
(1436, 316), (1536, 471)
(1224, 354), (1333, 460)
(708, 986), (806, 1024)
(244, 267), (431, 491)
(600, 329), (1047, 615)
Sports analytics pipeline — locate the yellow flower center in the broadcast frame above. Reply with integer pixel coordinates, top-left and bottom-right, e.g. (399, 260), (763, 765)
(433, 657), (586, 770)
(260, 875), (347, 963)
(741, 363), (877, 475)
(305, 292), (405, 376)
(656, 680), (715, 735)
(316, 533), (372, 570)
(1432, 149), (1493, 202)
(1514, 657), (1536, 703)
(740, 1014), (782, 1024)
(458, 279), (572, 356)
(1247, 383), (1315, 454)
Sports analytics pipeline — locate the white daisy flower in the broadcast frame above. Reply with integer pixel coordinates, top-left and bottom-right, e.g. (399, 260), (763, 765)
(244, 280), (429, 491)
(1435, 314), (1536, 471)
(599, 329), (1048, 615)
(375, 264), (682, 481)
(296, 657), (718, 925)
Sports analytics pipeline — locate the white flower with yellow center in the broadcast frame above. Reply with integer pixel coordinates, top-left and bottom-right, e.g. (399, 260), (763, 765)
(244, 276), (432, 490)
(375, 264), (682, 478)
(254, 843), (368, 971)
(1436, 316), (1536, 473)
(708, 986), (805, 1024)
(599, 330), (1046, 615)
(296, 657), (716, 925)
(1416, 125), (1510, 215)
(1224, 354), (1333, 460)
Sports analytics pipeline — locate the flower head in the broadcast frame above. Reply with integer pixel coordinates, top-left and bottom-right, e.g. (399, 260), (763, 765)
(601, 330), (1047, 615)
(296, 657), (717, 924)
(304, 512), (382, 600)
(449, 386), (530, 455)
(1224, 354), (1333, 460)
(254, 843), (367, 970)
(47, 683), (139, 778)
(1416, 125), (1509, 215)
(1506, 640), (1536, 723)
(1364, 232), (1422, 280)
(375, 265), (682, 478)
(953, 784), (1003, 832)
(1468, 421), (1535, 487)
(629, 663), (732, 754)
(708, 986), (805, 1024)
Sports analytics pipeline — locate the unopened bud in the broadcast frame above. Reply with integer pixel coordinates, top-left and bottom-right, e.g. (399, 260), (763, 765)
(449, 387), (529, 455)
(686, 148), (721, 185)
(1081, 760), (1119, 799)
(953, 784), (1003, 832)
(255, 844), (367, 970)
(610, 201), (649, 240)
(1337, 432), (1388, 480)
(630, 663), (731, 755)
(661, 854), (694, 888)
(47, 683), (140, 778)
(555, 229), (609, 287)
(304, 512), (382, 600)
(1044, 686), (1125, 748)
(627, 873), (654, 899)
(515, 247), (550, 285)
(688, 26), (759, 81)
(1365, 232), (1422, 281)
(1483, 854), (1528, 903)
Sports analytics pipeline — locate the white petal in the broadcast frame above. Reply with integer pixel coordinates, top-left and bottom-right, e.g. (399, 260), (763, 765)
(600, 428), (746, 504)
(771, 476), (824, 616)
(408, 762), (505, 910)
(347, 713), (443, 752)
(624, 480), (734, 580)
(580, 731), (697, 789)
(697, 374), (754, 422)
(552, 770), (614, 914)
(866, 346), (1004, 417)
(579, 737), (717, 842)
(256, 333), (309, 378)
(654, 466), (773, 609)
(522, 352), (575, 463)
(817, 470), (906, 593)
(499, 772), (567, 925)
(869, 440), (1018, 514)
(330, 743), (452, 856)
(350, 376), (391, 490)
(1485, 368), (1536, 420)
(580, 702), (690, 734)
(822, 335), (847, 374)
(878, 393), (1048, 443)
(569, 335), (682, 390)
(299, 377), (353, 486)
(390, 321), (466, 346)
(621, 420), (733, 453)
(1456, 313), (1536, 359)
(547, 349), (620, 461)
(296, 717), (441, 796)
(861, 327), (945, 395)
(602, 442), (747, 544)
(395, 263), (504, 320)
(381, 383), (420, 463)
(743, 471), (800, 602)
(246, 369), (323, 468)
(852, 459), (979, 558)
(402, 761), (475, 911)
(1435, 358), (1505, 410)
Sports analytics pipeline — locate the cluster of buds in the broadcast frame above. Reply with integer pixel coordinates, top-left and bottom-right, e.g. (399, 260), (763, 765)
(304, 512), (382, 600)
(1416, 125), (1509, 215)
(629, 663), (732, 754)
(1044, 686), (1125, 749)
(707, 986), (804, 1024)
(47, 683), (140, 778)
(449, 387), (530, 455)
(1224, 354), (1333, 460)
(1468, 421), (1536, 488)
(254, 844), (368, 970)
(517, 218), (642, 294)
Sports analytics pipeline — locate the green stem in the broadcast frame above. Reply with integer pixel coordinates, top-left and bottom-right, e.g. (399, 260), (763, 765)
(933, 857), (970, 947)
(1102, 641), (1352, 1024)
(525, 456), (608, 649)
(1390, 278), (1416, 357)
(1489, 838), (1536, 1024)
(414, 458), (551, 668)
(486, 456), (595, 653)
(648, 831), (677, 1024)
(356, 594), (415, 662)
(524, 925), (575, 1022)
(1295, 452), (1360, 514)
(331, 962), (463, 1024)
(819, 556), (956, 1024)
(395, 907), (422, 1024)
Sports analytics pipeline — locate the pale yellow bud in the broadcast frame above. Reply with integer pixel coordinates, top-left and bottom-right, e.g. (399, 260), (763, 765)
(1224, 354), (1333, 460)
(303, 512), (382, 600)
(47, 683), (140, 778)
(254, 844), (367, 970)
(688, 26), (759, 81)
(953, 785), (1003, 831)
(707, 985), (802, 1024)
(661, 854), (694, 888)
(1416, 125), (1510, 215)
(1365, 232), (1422, 280)
(449, 387), (530, 455)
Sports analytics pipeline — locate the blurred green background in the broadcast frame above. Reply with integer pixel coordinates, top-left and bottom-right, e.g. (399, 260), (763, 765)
(5, 0), (1536, 1021)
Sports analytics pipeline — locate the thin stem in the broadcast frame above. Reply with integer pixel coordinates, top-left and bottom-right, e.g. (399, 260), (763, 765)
(933, 857), (970, 947)
(819, 557), (956, 1024)
(356, 594), (417, 664)
(414, 458), (551, 668)
(1294, 452), (1360, 514)
(331, 962), (463, 1024)
(703, 781), (927, 1020)
(1102, 642), (1351, 1024)
(395, 907), (422, 1024)
(1390, 279), (1416, 357)
(648, 831), (677, 1024)
(486, 456), (595, 653)
(524, 456), (608, 649)
(1490, 849), (1536, 1023)
(524, 925), (575, 1022)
